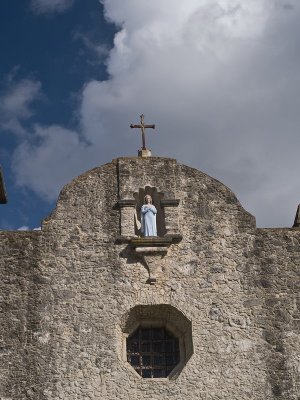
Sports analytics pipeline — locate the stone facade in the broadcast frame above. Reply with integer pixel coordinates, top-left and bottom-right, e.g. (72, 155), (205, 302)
(1, 156), (300, 400)
(0, 168), (7, 204)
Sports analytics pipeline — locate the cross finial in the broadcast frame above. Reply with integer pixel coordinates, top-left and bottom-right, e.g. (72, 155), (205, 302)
(130, 114), (155, 151)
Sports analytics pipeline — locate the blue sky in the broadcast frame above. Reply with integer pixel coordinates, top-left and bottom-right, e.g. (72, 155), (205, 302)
(0, 0), (116, 229)
(1, 0), (300, 229)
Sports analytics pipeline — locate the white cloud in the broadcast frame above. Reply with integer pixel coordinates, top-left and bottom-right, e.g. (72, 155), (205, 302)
(30, 0), (74, 15)
(17, 225), (41, 231)
(17, 225), (30, 231)
(13, 0), (300, 227)
(0, 79), (42, 135)
(13, 124), (98, 201)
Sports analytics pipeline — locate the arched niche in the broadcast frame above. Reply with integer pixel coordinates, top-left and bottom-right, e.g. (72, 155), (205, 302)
(133, 186), (166, 237)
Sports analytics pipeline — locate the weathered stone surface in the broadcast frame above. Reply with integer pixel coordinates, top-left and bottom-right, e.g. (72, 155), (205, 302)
(0, 167), (7, 204)
(293, 204), (300, 227)
(0, 157), (300, 399)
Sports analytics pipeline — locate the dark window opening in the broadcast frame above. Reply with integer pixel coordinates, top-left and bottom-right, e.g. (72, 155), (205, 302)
(127, 327), (180, 378)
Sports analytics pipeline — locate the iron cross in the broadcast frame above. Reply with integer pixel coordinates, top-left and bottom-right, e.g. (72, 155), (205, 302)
(130, 114), (155, 150)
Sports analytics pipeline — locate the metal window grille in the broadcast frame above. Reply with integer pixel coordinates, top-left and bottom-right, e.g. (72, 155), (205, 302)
(127, 327), (180, 378)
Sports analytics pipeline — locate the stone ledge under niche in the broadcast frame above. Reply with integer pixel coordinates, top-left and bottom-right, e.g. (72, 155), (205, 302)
(115, 234), (182, 245)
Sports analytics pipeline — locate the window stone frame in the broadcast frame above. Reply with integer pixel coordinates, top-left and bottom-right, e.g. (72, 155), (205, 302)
(120, 304), (193, 380)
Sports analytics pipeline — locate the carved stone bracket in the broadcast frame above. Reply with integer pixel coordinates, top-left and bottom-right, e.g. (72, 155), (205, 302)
(131, 238), (172, 284)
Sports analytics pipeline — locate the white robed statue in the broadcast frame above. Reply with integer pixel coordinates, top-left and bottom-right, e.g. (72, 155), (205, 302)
(141, 195), (157, 236)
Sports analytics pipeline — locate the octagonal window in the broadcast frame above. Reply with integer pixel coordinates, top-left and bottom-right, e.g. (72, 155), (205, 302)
(121, 304), (193, 379)
(127, 326), (180, 378)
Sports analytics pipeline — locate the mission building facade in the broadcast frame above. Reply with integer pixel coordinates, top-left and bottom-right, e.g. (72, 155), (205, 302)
(1, 156), (300, 399)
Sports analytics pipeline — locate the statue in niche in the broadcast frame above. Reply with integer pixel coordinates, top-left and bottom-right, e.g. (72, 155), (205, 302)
(141, 195), (157, 236)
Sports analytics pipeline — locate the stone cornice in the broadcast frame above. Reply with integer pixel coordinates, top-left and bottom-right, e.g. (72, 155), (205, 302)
(160, 199), (180, 207)
(117, 199), (137, 208)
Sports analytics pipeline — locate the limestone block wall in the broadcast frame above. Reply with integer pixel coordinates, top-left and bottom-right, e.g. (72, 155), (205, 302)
(0, 231), (47, 399)
(0, 157), (299, 400)
(246, 229), (300, 399)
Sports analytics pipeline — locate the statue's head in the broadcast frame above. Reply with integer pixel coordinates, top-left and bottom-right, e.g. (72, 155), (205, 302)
(144, 195), (152, 204)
